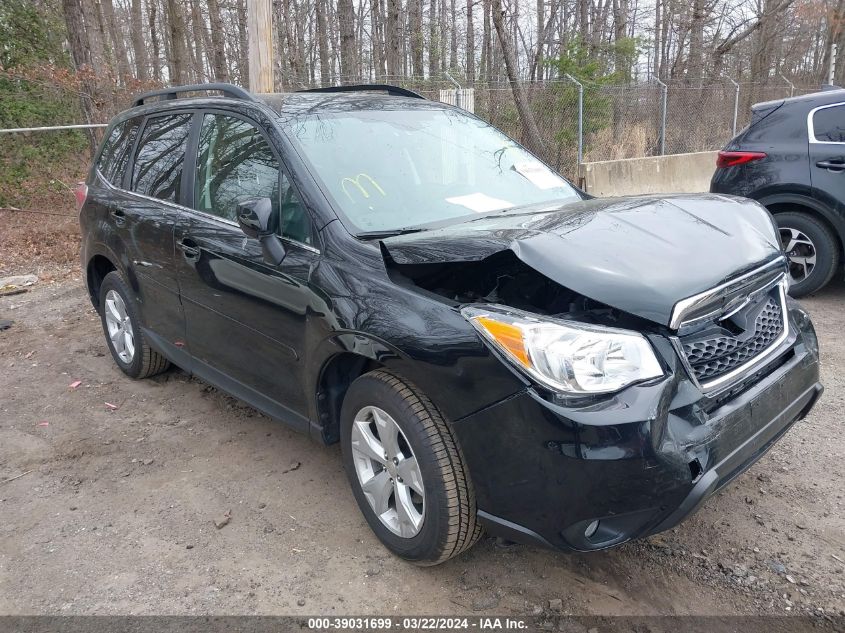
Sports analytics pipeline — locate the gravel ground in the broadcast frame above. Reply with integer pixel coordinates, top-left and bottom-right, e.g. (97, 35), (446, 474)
(0, 275), (843, 620)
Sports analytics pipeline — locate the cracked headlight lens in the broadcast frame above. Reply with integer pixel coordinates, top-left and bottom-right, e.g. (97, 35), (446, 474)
(462, 304), (664, 394)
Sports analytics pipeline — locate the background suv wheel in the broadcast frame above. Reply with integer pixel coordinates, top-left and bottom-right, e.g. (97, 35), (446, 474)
(775, 211), (840, 297)
(340, 370), (482, 565)
(98, 271), (170, 379)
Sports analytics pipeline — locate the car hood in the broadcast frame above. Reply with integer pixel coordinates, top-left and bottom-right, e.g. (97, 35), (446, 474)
(381, 194), (783, 327)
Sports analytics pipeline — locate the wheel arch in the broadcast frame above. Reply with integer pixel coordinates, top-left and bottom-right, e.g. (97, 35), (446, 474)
(315, 351), (385, 445)
(86, 253), (118, 310)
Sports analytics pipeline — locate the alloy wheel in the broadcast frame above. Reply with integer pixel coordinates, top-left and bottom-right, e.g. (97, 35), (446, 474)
(779, 226), (817, 285)
(104, 289), (135, 364)
(350, 406), (425, 538)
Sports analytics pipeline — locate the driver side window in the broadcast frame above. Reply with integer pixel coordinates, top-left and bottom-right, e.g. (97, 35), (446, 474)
(195, 113), (313, 246)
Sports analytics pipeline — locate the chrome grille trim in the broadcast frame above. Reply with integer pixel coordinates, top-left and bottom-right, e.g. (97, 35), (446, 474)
(669, 257), (787, 330)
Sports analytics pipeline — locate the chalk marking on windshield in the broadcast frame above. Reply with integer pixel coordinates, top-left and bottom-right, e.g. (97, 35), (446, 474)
(341, 174), (386, 201)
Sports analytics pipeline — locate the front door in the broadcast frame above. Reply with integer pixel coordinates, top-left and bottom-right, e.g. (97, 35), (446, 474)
(175, 112), (320, 428)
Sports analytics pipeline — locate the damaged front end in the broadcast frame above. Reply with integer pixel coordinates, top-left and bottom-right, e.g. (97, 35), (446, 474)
(378, 195), (823, 552)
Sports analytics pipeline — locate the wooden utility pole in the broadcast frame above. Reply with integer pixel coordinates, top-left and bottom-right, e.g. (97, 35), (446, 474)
(248, 0), (274, 92)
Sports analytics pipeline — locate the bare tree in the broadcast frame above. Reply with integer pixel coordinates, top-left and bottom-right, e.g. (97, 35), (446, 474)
(491, 0), (545, 154)
(338, 0), (357, 80)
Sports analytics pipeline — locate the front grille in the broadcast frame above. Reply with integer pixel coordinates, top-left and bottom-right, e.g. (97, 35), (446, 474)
(680, 294), (784, 384)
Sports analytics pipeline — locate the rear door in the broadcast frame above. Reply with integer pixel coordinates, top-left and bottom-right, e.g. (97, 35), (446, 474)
(808, 102), (845, 213)
(175, 111), (320, 428)
(119, 111), (196, 363)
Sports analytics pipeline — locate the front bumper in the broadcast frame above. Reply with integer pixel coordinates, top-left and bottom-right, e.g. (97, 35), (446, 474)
(452, 303), (822, 552)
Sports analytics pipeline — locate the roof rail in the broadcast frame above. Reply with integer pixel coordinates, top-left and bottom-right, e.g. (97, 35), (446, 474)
(132, 83), (257, 108)
(298, 84), (426, 100)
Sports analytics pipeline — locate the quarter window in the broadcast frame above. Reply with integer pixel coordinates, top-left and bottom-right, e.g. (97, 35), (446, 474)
(812, 105), (845, 143)
(98, 118), (140, 186)
(131, 113), (193, 202)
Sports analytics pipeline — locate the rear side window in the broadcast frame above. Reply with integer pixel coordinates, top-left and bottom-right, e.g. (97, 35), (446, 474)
(812, 105), (845, 142)
(97, 118), (140, 185)
(131, 113), (193, 202)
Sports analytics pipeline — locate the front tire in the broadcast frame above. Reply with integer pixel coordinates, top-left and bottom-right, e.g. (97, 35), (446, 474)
(98, 271), (170, 379)
(775, 211), (839, 297)
(340, 370), (482, 565)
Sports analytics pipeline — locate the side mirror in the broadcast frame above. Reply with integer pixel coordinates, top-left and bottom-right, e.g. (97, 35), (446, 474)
(236, 197), (286, 265)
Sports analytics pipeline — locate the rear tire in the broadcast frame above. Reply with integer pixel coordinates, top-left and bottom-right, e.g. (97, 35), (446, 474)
(774, 211), (839, 297)
(340, 370), (482, 565)
(98, 271), (170, 379)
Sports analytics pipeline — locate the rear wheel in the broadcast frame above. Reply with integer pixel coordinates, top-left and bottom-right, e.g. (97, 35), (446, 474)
(98, 271), (170, 379)
(774, 211), (840, 297)
(340, 370), (482, 565)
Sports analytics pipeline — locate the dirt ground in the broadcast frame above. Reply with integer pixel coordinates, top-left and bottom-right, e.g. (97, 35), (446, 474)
(0, 274), (843, 620)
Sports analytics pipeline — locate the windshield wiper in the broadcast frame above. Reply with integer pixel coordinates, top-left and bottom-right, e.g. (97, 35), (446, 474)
(356, 227), (426, 239)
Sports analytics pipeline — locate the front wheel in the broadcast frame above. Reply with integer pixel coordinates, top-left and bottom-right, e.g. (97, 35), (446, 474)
(340, 370), (482, 565)
(775, 211), (840, 297)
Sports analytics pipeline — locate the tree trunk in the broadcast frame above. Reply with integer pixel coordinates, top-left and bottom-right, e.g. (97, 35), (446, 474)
(440, 0), (448, 72)
(686, 0), (705, 83)
(652, 0), (660, 79)
(408, 0), (423, 76)
(386, 0), (401, 76)
(338, 0), (356, 81)
(190, 0), (208, 80)
(466, 0), (475, 81)
(613, 0), (629, 80)
(449, 0), (458, 71)
(80, 0), (107, 71)
(491, 0), (545, 155)
(166, 0), (188, 84)
(130, 0), (149, 81)
(480, 0), (491, 81)
(429, 0), (439, 76)
(149, 1), (161, 81)
(61, 0), (99, 153)
(316, 0), (331, 84)
(102, 0), (131, 84)
(207, 0), (229, 82)
(237, 0), (250, 85)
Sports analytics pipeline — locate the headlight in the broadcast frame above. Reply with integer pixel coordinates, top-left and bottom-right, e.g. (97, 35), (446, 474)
(462, 305), (664, 394)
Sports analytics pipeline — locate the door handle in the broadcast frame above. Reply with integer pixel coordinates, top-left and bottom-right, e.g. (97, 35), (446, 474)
(815, 160), (845, 171)
(178, 238), (201, 261)
(110, 208), (126, 226)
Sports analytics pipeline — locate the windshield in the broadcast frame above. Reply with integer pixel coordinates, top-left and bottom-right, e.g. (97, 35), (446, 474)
(287, 107), (581, 234)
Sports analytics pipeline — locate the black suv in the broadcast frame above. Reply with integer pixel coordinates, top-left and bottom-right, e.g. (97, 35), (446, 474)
(79, 83), (822, 565)
(711, 88), (845, 296)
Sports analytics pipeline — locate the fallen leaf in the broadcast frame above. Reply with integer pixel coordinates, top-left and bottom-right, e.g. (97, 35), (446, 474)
(68, 380), (82, 389)
(104, 402), (119, 410)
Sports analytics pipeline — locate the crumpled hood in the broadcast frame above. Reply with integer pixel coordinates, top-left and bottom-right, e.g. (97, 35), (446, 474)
(381, 194), (783, 326)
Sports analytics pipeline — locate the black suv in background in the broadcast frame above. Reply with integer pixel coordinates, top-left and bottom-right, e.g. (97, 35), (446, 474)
(79, 83), (822, 565)
(711, 88), (845, 296)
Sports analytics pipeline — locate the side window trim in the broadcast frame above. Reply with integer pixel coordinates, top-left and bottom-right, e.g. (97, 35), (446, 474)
(190, 107), (321, 253)
(807, 101), (845, 144)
